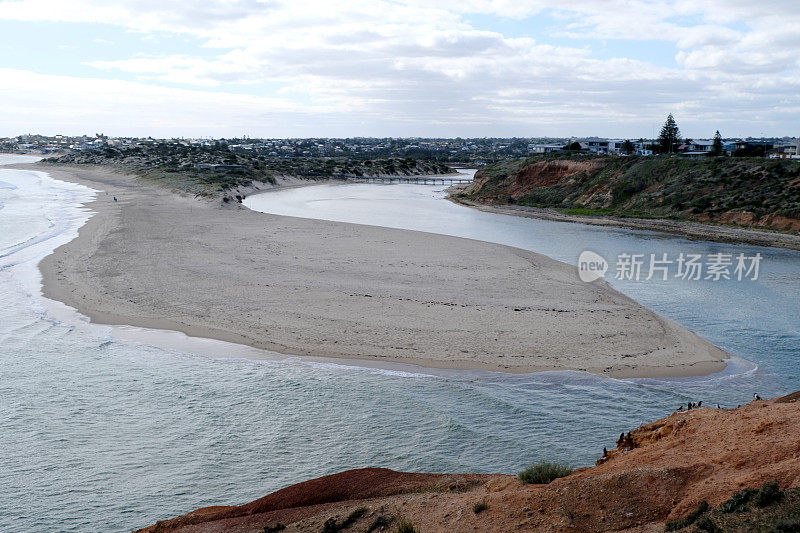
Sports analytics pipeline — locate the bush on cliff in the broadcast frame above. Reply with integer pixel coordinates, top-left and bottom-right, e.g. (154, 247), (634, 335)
(721, 480), (783, 514)
(395, 518), (419, 533)
(517, 461), (573, 484)
(755, 480), (783, 507)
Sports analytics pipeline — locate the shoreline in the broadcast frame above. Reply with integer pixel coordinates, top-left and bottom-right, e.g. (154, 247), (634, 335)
(22, 162), (727, 378)
(138, 392), (800, 533)
(448, 195), (800, 251)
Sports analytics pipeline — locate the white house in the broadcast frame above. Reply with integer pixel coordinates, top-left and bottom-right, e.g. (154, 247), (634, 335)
(684, 140), (715, 152)
(769, 142), (800, 159)
(529, 144), (564, 154)
(578, 138), (631, 154)
(578, 138), (610, 153)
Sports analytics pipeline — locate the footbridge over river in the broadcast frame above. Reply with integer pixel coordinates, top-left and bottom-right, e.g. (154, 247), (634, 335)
(349, 175), (473, 185)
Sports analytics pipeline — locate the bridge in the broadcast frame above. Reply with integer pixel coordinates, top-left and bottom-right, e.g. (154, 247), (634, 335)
(349, 175), (473, 185)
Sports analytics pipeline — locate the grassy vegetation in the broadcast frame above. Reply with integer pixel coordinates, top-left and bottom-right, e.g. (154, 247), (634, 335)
(44, 144), (452, 198)
(473, 499), (488, 514)
(664, 482), (798, 532)
(517, 461), (573, 485)
(755, 481), (784, 508)
(721, 481), (784, 514)
(462, 154), (800, 230)
(395, 518), (419, 533)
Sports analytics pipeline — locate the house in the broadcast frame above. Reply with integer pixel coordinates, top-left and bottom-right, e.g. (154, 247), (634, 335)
(606, 139), (629, 153)
(769, 142), (800, 159)
(577, 138), (629, 154)
(229, 144), (254, 151)
(529, 144), (564, 154)
(578, 138), (610, 154)
(683, 140), (715, 152)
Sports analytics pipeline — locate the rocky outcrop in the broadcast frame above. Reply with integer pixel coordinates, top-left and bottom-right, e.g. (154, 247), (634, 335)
(138, 392), (800, 532)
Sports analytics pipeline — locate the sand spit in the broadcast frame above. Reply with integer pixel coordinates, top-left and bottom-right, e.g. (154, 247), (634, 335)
(29, 163), (725, 378)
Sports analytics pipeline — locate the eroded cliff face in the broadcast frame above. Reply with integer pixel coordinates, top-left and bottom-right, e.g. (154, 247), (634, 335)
(503, 160), (604, 194)
(464, 159), (604, 199)
(139, 392), (800, 533)
(462, 156), (800, 233)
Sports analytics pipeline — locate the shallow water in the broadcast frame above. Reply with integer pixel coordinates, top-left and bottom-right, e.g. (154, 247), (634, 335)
(244, 180), (800, 386)
(2, 157), (798, 532)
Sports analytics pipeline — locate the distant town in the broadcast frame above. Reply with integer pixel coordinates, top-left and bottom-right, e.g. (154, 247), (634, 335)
(3, 133), (799, 164)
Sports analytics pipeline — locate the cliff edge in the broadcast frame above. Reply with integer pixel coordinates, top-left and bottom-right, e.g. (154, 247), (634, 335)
(458, 156), (800, 236)
(138, 392), (800, 532)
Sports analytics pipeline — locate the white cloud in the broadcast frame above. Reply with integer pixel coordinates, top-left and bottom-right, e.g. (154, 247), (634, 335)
(0, 0), (798, 136)
(0, 68), (330, 136)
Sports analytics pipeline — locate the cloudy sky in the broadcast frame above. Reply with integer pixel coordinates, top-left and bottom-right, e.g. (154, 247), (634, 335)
(0, 0), (798, 138)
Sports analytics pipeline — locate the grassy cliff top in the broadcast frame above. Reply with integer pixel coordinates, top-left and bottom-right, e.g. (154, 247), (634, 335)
(460, 154), (800, 231)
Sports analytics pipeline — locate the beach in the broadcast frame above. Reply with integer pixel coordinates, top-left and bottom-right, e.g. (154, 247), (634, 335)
(30, 163), (726, 378)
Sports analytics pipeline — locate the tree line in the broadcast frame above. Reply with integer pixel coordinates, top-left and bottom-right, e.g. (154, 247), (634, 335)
(563, 114), (727, 156)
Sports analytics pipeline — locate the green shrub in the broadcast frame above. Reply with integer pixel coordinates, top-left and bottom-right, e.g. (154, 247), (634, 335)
(721, 488), (758, 513)
(755, 480), (783, 507)
(396, 518), (419, 533)
(473, 499), (488, 514)
(517, 461), (573, 485)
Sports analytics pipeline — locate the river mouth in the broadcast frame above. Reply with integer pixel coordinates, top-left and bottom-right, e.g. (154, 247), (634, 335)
(3, 157), (798, 532)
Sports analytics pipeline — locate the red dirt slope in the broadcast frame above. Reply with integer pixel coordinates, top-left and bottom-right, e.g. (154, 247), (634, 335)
(138, 392), (800, 532)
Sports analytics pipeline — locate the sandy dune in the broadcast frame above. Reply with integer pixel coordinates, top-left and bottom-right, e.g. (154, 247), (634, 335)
(33, 164), (726, 377)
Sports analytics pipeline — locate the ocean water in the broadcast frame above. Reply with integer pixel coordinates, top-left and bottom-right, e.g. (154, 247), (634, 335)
(2, 156), (798, 532)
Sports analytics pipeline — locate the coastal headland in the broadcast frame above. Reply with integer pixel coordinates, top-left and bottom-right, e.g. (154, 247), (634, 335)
(138, 392), (800, 532)
(28, 162), (726, 378)
(454, 156), (800, 250)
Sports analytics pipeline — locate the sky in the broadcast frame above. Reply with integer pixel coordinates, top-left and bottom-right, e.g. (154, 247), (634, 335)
(0, 0), (798, 139)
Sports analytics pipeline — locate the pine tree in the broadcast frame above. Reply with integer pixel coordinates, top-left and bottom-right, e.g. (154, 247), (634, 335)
(658, 113), (681, 154)
(712, 130), (723, 156)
